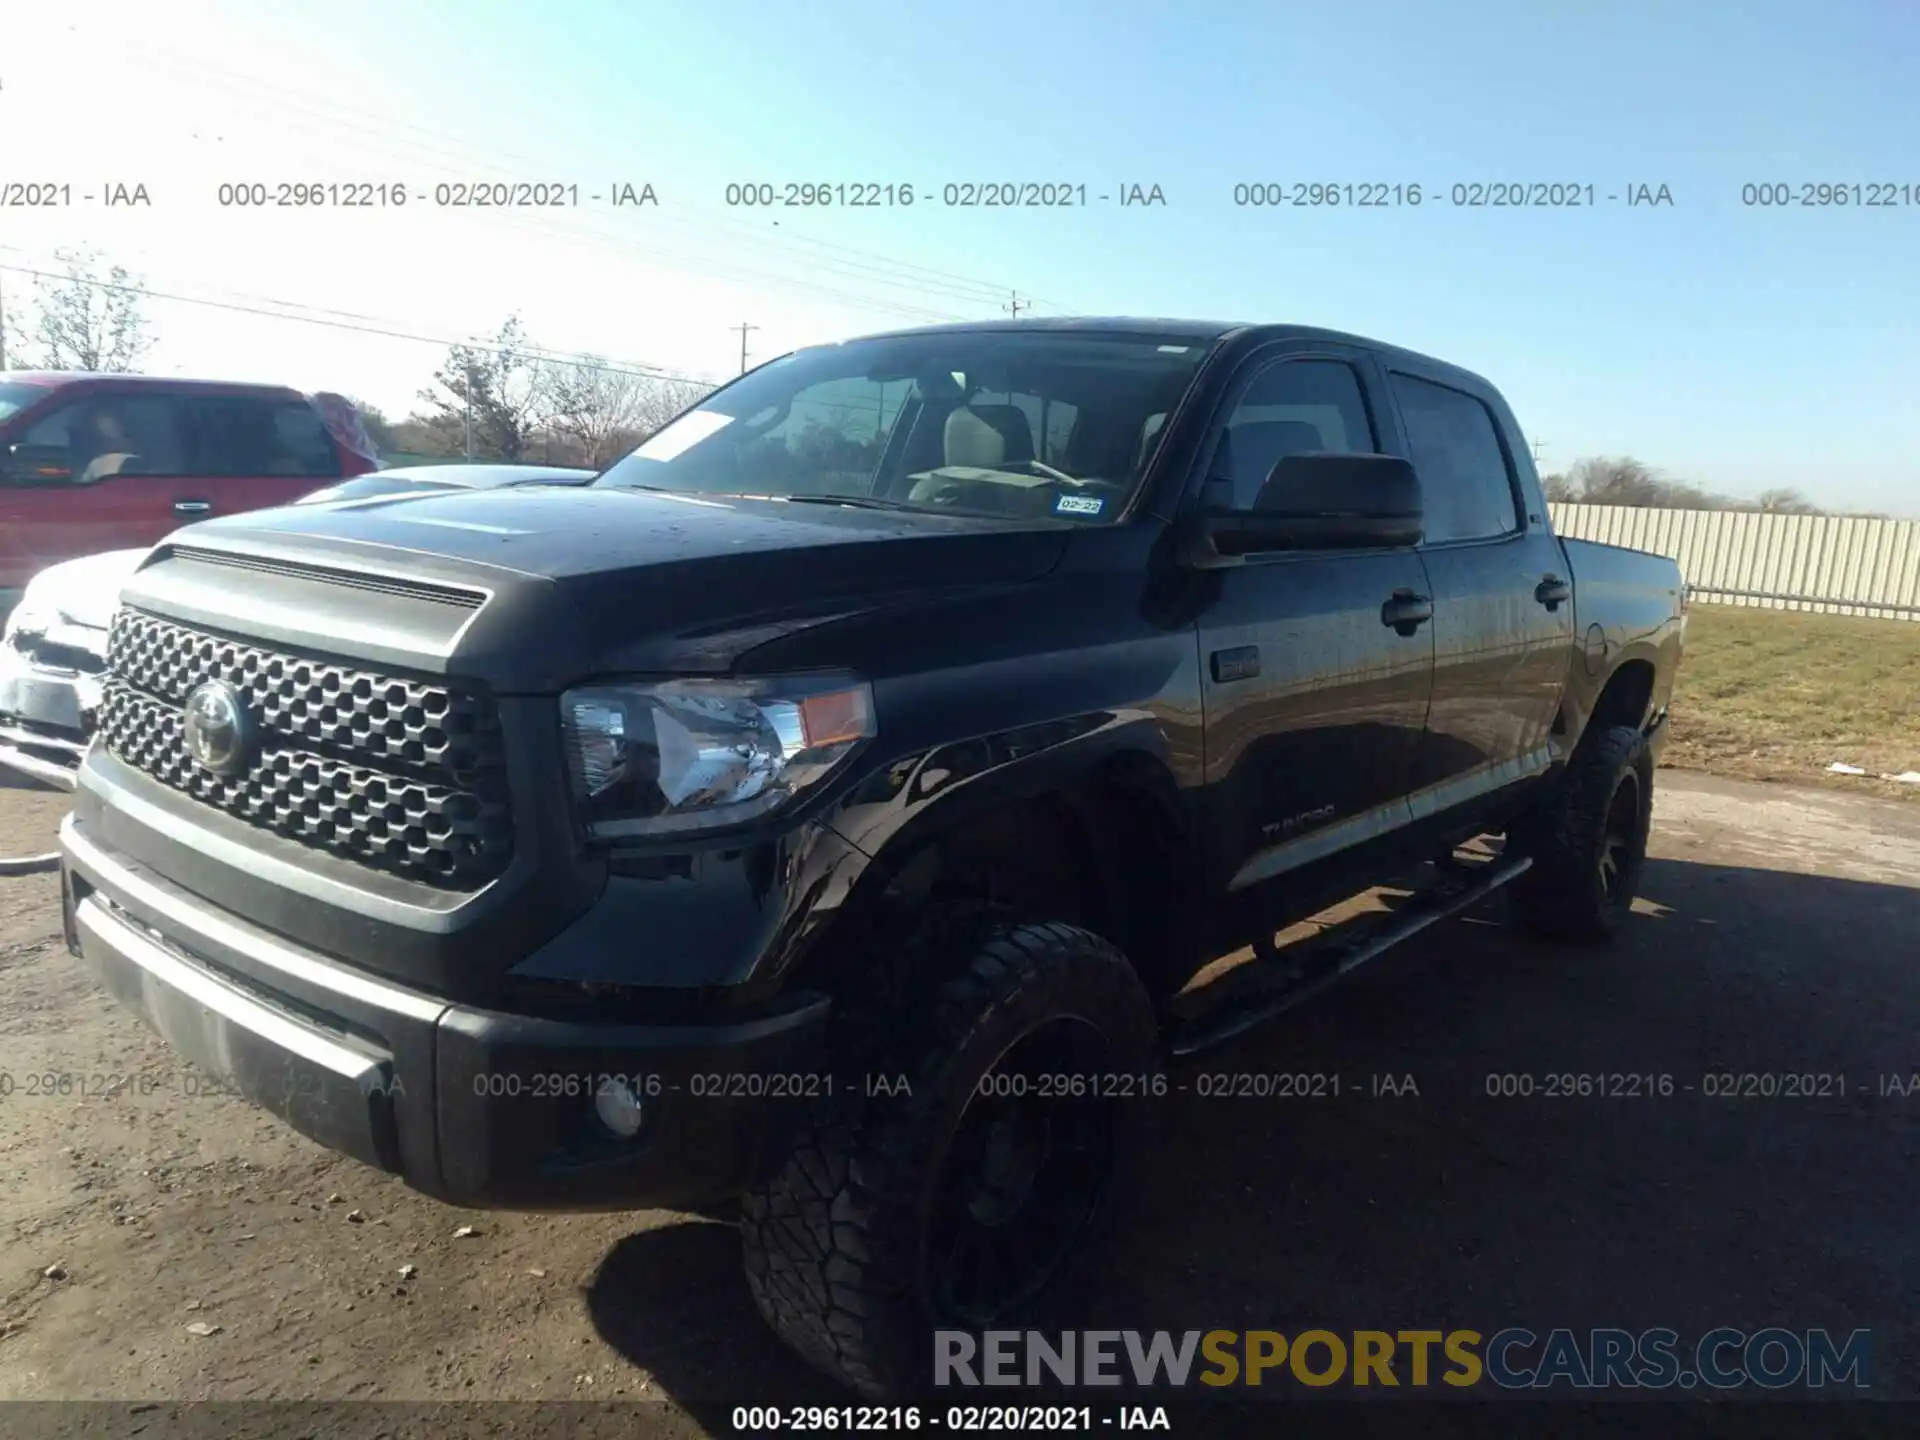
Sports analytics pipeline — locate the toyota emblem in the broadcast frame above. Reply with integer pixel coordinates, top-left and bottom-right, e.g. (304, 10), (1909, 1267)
(182, 680), (255, 777)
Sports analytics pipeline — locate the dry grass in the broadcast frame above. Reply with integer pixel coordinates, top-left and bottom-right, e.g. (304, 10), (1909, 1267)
(1663, 602), (1920, 797)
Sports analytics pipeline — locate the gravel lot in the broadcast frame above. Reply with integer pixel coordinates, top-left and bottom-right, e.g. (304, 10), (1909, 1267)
(2, 766), (1918, 1430)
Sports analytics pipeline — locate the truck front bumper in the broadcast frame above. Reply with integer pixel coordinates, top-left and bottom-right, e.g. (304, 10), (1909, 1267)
(60, 814), (833, 1210)
(0, 645), (97, 790)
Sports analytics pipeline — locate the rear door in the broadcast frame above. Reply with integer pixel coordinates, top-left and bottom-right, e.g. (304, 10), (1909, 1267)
(0, 388), (191, 582)
(1195, 343), (1436, 903)
(1384, 368), (1574, 823)
(176, 392), (345, 519)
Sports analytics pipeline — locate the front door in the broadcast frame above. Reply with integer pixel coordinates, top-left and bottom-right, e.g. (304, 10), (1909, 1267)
(1195, 350), (1436, 905)
(0, 390), (189, 581)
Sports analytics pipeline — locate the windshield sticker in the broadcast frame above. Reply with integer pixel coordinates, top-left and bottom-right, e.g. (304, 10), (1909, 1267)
(634, 410), (734, 462)
(1055, 494), (1105, 517)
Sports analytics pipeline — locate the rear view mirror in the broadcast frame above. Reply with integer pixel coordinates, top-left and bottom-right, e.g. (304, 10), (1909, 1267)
(1184, 453), (1423, 563)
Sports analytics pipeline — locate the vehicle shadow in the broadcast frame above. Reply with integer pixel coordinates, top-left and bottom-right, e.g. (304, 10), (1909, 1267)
(586, 855), (1920, 1414)
(585, 1218), (845, 1421)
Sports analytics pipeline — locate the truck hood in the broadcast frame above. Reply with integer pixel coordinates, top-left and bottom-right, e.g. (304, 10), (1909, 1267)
(126, 485), (1071, 689)
(17, 547), (150, 631)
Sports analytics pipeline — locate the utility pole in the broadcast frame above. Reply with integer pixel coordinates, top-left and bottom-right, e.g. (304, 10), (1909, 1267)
(1531, 437), (1549, 467)
(464, 355), (474, 458)
(0, 271), (8, 371)
(1003, 292), (1030, 318)
(732, 322), (760, 375)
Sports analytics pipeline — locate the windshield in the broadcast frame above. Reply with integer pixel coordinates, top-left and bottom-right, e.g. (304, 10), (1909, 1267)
(0, 381), (55, 426)
(593, 331), (1214, 524)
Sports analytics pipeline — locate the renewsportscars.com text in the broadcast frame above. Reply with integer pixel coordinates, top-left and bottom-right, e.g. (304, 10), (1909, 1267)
(933, 1327), (1871, 1391)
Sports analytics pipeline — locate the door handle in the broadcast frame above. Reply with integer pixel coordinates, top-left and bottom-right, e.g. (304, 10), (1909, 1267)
(1535, 574), (1572, 610)
(173, 499), (212, 516)
(1380, 589), (1433, 636)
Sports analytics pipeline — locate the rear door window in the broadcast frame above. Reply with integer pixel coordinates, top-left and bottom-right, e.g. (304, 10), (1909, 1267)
(1387, 374), (1521, 543)
(182, 396), (343, 477)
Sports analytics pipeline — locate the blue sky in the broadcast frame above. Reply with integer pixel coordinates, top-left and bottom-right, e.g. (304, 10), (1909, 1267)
(10, 0), (1917, 513)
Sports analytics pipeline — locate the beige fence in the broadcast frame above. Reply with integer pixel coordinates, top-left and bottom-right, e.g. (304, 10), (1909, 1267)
(1548, 503), (1920, 621)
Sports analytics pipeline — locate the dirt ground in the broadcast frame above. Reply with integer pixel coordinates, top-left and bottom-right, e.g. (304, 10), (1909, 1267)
(2, 766), (1919, 1431)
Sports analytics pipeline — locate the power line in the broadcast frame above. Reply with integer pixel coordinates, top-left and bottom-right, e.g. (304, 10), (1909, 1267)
(0, 254), (724, 387)
(3, 243), (554, 349)
(39, 71), (1012, 327)
(70, 34), (1072, 317)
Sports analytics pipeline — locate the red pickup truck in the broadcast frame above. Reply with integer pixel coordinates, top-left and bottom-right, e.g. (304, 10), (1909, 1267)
(0, 373), (380, 616)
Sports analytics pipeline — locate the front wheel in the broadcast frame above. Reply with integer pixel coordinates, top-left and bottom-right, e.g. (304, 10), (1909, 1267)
(1508, 723), (1654, 942)
(739, 910), (1162, 1399)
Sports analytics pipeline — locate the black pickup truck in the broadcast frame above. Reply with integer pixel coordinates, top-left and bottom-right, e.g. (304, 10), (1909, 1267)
(58, 318), (1684, 1397)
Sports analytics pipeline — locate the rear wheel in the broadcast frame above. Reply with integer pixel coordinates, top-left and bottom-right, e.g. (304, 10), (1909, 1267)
(1509, 723), (1654, 942)
(740, 908), (1161, 1398)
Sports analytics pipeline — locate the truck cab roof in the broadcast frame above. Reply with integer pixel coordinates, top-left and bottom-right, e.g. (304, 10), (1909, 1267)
(829, 316), (1501, 397)
(0, 371), (313, 398)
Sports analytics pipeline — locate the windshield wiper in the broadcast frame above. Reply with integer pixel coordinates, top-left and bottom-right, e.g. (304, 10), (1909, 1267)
(598, 486), (970, 515)
(755, 492), (927, 513)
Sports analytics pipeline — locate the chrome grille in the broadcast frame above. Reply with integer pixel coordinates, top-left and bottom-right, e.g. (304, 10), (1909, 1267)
(100, 608), (512, 887)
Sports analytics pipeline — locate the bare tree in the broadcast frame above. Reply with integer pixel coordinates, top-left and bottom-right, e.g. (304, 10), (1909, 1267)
(1756, 486), (1821, 515)
(342, 396), (395, 453)
(1540, 471), (1577, 503)
(25, 247), (152, 372)
(1567, 456), (1665, 506)
(1551, 457), (1833, 516)
(550, 361), (716, 465)
(549, 359), (649, 467)
(385, 414), (460, 458)
(1564, 455), (1731, 511)
(0, 278), (23, 371)
(633, 375), (714, 439)
(417, 315), (558, 462)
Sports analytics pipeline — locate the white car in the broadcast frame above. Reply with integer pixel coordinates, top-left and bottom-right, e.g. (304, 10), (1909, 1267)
(0, 546), (147, 788)
(0, 463), (595, 788)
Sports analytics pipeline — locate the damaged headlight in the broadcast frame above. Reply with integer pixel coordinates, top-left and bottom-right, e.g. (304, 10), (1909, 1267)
(3, 602), (50, 648)
(559, 674), (875, 839)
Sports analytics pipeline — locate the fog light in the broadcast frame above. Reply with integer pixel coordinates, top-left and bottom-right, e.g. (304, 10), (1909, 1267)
(593, 1076), (647, 1139)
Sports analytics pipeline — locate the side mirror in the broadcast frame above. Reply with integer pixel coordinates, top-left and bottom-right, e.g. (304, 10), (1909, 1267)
(1180, 452), (1423, 564)
(0, 442), (74, 486)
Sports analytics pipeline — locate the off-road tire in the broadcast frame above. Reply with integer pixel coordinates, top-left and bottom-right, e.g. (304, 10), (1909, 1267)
(1509, 722), (1654, 942)
(739, 908), (1162, 1399)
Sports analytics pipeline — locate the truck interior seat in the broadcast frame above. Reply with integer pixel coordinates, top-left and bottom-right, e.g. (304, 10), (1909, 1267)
(905, 405), (1044, 507)
(941, 404), (1036, 469)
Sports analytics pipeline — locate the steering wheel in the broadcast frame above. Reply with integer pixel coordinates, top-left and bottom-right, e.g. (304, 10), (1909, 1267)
(1021, 458), (1077, 484)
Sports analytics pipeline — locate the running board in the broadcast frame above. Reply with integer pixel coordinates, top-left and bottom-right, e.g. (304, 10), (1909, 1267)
(1168, 854), (1532, 1057)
